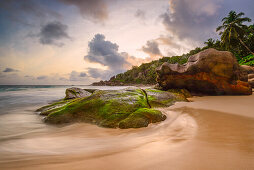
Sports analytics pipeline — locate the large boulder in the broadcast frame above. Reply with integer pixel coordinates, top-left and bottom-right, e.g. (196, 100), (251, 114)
(156, 48), (252, 95)
(65, 87), (91, 99)
(37, 87), (189, 128)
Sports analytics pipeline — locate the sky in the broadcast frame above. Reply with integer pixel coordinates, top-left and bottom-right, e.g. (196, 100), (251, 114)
(0, 0), (253, 85)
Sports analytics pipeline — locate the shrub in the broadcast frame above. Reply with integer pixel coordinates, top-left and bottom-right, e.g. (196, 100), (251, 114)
(238, 54), (254, 66)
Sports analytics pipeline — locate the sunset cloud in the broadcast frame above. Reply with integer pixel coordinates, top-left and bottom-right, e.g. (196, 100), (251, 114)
(38, 21), (71, 47)
(161, 0), (222, 42)
(37, 76), (47, 80)
(141, 40), (162, 57)
(84, 34), (130, 71)
(59, 0), (109, 22)
(0, 0), (61, 26)
(69, 71), (87, 81)
(135, 9), (146, 20)
(3, 68), (19, 73)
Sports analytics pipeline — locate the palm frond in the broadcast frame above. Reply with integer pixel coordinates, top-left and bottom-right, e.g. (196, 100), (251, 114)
(236, 12), (245, 18)
(216, 25), (224, 32)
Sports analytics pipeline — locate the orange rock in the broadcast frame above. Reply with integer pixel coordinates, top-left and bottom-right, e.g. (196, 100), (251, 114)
(156, 48), (251, 95)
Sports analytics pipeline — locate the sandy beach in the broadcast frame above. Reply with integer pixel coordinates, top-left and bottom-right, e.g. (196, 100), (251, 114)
(0, 90), (254, 170)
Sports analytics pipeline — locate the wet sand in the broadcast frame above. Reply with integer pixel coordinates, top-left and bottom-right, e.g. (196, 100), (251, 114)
(0, 94), (254, 170)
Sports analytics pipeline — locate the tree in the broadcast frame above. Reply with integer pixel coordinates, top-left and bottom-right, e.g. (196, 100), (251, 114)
(204, 38), (215, 47)
(216, 11), (254, 55)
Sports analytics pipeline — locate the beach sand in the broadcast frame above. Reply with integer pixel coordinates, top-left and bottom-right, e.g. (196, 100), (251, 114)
(0, 93), (254, 170)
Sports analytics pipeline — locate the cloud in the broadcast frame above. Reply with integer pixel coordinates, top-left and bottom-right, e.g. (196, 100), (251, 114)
(160, 0), (222, 42)
(38, 21), (71, 47)
(156, 35), (181, 49)
(24, 75), (34, 78)
(135, 9), (146, 20)
(59, 77), (68, 81)
(83, 34), (144, 79)
(87, 68), (104, 79)
(59, 0), (108, 22)
(0, 0), (61, 26)
(79, 72), (87, 77)
(84, 34), (130, 71)
(69, 71), (88, 81)
(37, 76), (47, 80)
(84, 34), (171, 80)
(3, 68), (19, 73)
(87, 68), (113, 79)
(141, 40), (162, 57)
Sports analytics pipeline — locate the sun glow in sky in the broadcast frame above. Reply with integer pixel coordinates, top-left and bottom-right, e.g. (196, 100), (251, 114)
(0, 0), (253, 85)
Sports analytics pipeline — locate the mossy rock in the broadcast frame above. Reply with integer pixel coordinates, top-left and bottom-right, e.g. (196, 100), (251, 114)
(84, 89), (97, 93)
(65, 87), (91, 99)
(119, 108), (166, 128)
(43, 88), (152, 128)
(36, 99), (78, 116)
(37, 87), (189, 129)
(146, 88), (190, 107)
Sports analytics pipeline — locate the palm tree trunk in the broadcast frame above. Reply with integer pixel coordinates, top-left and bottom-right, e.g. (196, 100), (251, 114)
(238, 37), (254, 55)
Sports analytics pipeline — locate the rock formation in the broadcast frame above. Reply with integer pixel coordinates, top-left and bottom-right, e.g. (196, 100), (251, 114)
(156, 48), (252, 95)
(65, 87), (91, 99)
(37, 87), (189, 128)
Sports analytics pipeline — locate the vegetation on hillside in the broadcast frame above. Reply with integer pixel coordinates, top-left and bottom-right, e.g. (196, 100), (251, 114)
(96, 11), (254, 85)
(238, 54), (254, 66)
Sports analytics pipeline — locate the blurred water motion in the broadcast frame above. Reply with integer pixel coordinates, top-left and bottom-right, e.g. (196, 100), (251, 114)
(0, 86), (254, 170)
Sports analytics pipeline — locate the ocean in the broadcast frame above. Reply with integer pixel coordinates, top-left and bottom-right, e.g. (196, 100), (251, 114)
(0, 85), (129, 143)
(0, 85), (130, 114)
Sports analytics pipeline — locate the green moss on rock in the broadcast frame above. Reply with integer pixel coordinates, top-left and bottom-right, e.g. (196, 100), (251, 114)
(119, 108), (166, 129)
(146, 88), (190, 107)
(37, 87), (190, 129)
(44, 88), (151, 127)
(36, 99), (78, 116)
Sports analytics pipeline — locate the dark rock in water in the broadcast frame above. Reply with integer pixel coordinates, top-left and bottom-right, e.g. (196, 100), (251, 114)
(37, 87), (189, 128)
(156, 48), (252, 95)
(65, 87), (91, 99)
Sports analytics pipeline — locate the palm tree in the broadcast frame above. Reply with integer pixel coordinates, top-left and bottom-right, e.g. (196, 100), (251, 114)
(216, 11), (254, 55)
(204, 38), (215, 47)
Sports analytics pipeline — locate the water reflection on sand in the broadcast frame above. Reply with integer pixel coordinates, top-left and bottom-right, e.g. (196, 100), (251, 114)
(0, 92), (254, 170)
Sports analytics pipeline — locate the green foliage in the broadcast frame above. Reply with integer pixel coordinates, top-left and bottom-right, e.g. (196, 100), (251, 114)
(111, 55), (190, 85)
(238, 54), (254, 66)
(204, 38), (215, 47)
(216, 11), (254, 56)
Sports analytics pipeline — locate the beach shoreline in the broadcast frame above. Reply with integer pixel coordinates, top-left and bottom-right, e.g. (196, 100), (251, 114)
(0, 88), (254, 170)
